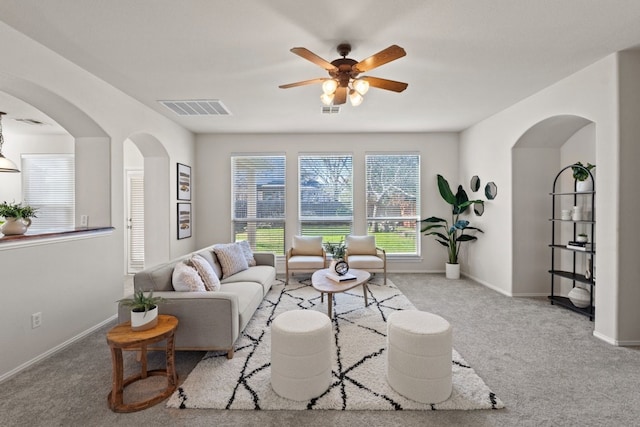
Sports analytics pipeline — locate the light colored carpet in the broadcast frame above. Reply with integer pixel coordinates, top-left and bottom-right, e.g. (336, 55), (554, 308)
(167, 277), (504, 410)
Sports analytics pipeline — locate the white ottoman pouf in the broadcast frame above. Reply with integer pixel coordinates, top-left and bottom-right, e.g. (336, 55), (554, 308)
(386, 310), (452, 403)
(271, 309), (333, 401)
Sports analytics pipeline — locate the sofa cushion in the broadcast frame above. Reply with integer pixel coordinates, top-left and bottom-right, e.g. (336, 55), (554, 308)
(346, 235), (377, 255)
(191, 254), (221, 291)
(219, 282), (264, 332)
(237, 240), (257, 266)
(195, 247), (223, 279)
(292, 235), (323, 256)
(172, 261), (207, 292)
(214, 243), (249, 278)
(220, 265), (276, 295)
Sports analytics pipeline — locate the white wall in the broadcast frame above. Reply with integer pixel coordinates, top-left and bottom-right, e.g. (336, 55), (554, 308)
(460, 53), (630, 344)
(0, 21), (196, 380)
(194, 132), (459, 273)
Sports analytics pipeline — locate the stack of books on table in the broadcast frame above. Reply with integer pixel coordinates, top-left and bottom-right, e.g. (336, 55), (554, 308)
(325, 271), (357, 282)
(566, 241), (594, 251)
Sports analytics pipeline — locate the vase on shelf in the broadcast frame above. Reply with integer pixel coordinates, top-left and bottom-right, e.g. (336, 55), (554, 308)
(0, 217), (31, 236)
(576, 180), (593, 192)
(568, 285), (591, 308)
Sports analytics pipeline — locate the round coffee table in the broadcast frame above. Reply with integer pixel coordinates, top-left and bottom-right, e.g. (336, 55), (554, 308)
(311, 268), (371, 319)
(106, 314), (178, 412)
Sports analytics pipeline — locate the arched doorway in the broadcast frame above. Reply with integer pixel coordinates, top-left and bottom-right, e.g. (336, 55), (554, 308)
(126, 133), (170, 269)
(511, 115), (594, 296)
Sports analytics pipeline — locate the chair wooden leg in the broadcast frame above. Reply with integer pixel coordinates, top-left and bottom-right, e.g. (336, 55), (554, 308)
(226, 348), (234, 359)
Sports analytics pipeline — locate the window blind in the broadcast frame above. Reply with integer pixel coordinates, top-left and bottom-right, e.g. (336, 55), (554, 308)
(127, 172), (145, 272)
(231, 155), (285, 255)
(299, 154), (353, 240)
(365, 154), (420, 255)
(21, 154), (75, 231)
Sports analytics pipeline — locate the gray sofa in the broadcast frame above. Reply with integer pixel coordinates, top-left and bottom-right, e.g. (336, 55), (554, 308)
(117, 245), (276, 358)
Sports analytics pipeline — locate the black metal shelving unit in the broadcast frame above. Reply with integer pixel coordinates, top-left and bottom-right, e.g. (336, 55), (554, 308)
(548, 164), (595, 320)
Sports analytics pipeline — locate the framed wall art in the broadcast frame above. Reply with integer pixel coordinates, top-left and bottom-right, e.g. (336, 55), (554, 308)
(177, 203), (192, 239)
(177, 163), (191, 201)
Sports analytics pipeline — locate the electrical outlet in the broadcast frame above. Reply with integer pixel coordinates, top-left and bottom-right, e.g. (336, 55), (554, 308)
(32, 312), (42, 329)
(80, 215), (88, 227)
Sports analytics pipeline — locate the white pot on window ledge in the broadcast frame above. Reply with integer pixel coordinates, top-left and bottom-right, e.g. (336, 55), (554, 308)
(1, 217), (31, 236)
(445, 263), (460, 280)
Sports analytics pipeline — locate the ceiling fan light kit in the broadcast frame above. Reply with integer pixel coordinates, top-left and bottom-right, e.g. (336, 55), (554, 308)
(280, 43), (408, 107)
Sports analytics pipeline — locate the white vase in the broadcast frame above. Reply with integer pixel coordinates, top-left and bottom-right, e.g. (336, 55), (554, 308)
(445, 263), (460, 279)
(568, 286), (591, 308)
(0, 217), (31, 235)
(576, 180), (593, 192)
(130, 306), (158, 331)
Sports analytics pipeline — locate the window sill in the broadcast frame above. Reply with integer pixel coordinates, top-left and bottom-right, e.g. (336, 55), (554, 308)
(0, 226), (114, 250)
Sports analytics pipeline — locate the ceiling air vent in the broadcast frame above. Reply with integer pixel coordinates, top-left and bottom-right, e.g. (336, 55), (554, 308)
(14, 118), (47, 125)
(321, 106), (341, 114)
(159, 99), (231, 116)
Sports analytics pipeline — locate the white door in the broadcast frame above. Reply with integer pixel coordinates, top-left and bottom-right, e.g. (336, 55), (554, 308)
(126, 170), (145, 273)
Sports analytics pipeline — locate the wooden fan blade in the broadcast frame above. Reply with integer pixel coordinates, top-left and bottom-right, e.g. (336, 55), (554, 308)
(361, 76), (408, 93)
(290, 47), (338, 72)
(279, 78), (327, 89)
(334, 86), (347, 105)
(354, 45), (406, 73)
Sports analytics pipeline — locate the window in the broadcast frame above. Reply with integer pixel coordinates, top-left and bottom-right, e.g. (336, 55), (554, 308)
(299, 154), (353, 241)
(21, 154), (75, 231)
(366, 154), (420, 255)
(231, 155), (285, 255)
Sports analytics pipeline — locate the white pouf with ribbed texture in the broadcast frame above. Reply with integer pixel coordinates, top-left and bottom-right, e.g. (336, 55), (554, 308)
(271, 309), (332, 401)
(386, 310), (452, 404)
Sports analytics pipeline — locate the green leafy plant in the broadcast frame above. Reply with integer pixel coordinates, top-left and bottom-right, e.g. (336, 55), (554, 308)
(323, 240), (346, 259)
(0, 201), (38, 219)
(421, 174), (485, 264)
(118, 290), (166, 315)
(572, 162), (595, 181)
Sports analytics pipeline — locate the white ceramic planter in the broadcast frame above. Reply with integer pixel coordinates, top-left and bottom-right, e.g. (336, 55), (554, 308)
(445, 263), (460, 280)
(130, 306), (158, 331)
(576, 180), (593, 192)
(1, 217), (31, 235)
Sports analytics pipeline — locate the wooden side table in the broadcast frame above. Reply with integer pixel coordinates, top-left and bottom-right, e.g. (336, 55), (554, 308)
(106, 314), (179, 412)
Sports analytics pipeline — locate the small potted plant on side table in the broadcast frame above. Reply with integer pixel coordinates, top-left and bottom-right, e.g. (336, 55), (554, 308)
(118, 290), (166, 331)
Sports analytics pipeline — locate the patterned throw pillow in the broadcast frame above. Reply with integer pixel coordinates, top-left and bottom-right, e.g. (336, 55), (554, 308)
(172, 261), (206, 292)
(236, 240), (257, 267)
(213, 243), (249, 278)
(191, 254), (221, 291)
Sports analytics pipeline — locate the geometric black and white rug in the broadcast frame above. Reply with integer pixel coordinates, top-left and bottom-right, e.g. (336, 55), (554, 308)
(166, 277), (504, 410)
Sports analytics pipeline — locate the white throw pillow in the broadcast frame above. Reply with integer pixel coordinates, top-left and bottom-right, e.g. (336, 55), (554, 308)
(172, 261), (206, 292)
(236, 240), (257, 267)
(346, 235), (377, 255)
(191, 254), (221, 291)
(213, 243), (249, 278)
(292, 235), (322, 256)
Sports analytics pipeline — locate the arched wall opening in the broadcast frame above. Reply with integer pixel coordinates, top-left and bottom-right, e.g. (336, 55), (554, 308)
(0, 74), (110, 227)
(511, 115), (594, 296)
(126, 133), (171, 268)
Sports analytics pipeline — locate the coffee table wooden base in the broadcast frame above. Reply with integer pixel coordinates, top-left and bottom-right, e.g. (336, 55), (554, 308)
(106, 315), (178, 413)
(311, 268), (371, 319)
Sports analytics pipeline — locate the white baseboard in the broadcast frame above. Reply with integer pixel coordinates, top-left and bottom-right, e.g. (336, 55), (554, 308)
(593, 330), (640, 346)
(462, 272), (513, 297)
(0, 315), (117, 384)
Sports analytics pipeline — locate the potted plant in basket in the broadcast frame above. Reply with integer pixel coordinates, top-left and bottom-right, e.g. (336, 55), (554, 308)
(324, 240), (347, 273)
(118, 290), (166, 331)
(572, 162), (595, 192)
(0, 201), (38, 236)
(421, 175), (485, 279)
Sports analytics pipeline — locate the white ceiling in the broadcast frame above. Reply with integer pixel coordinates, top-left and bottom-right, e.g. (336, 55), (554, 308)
(1, 0), (640, 135)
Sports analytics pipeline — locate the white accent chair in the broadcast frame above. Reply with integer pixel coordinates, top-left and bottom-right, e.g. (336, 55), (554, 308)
(344, 235), (387, 285)
(285, 235), (326, 284)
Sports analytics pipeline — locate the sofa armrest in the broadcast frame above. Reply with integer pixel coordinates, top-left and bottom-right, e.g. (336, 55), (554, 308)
(253, 252), (276, 267)
(117, 291), (240, 350)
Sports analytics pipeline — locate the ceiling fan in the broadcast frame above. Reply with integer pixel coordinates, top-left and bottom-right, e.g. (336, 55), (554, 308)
(279, 43), (408, 106)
